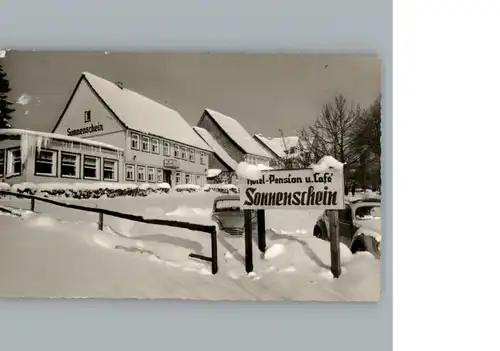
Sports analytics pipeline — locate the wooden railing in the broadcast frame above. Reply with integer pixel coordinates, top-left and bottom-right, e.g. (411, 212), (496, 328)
(0, 191), (218, 274)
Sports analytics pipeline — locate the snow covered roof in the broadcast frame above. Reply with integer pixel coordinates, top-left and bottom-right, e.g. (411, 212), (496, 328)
(0, 129), (124, 152)
(253, 134), (306, 158)
(203, 109), (272, 158)
(193, 126), (238, 171)
(80, 72), (211, 152)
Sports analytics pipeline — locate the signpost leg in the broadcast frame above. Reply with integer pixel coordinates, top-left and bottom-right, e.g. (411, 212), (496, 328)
(257, 209), (266, 253)
(329, 210), (342, 278)
(244, 209), (253, 273)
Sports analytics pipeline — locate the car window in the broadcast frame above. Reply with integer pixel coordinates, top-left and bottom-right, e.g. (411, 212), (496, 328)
(338, 208), (352, 222)
(215, 199), (241, 211)
(345, 207), (353, 222)
(355, 205), (381, 220)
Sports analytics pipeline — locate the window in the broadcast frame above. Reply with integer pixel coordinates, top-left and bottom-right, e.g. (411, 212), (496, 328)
(131, 133), (140, 150)
(6, 148), (22, 177)
(125, 164), (135, 181)
(84, 110), (91, 123)
(163, 141), (170, 156)
(147, 167), (156, 182)
(181, 147), (187, 160)
(0, 150), (4, 177)
(174, 145), (180, 158)
(196, 175), (201, 185)
(103, 159), (118, 181)
(151, 138), (159, 154)
(189, 149), (195, 162)
(141, 136), (150, 152)
(34, 149), (57, 176)
(137, 166), (146, 182)
(60, 152), (80, 178)
(83, 156), (100, 180)
(175, 172), (181, 184)
(200, 152), (206, 165)
(185, 173), (191, 184)
(156, 169), (163, 183)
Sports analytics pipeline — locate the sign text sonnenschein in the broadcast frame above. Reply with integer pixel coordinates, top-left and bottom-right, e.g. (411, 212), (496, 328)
(238, 168), (345, 210)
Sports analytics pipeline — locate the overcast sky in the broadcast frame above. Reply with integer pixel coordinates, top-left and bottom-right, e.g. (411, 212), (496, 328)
(3, 51), (380, 138)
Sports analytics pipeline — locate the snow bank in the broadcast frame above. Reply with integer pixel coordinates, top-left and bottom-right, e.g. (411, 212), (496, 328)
(264, 244), (286, 260)
(0, 182), (11, 191)
(25, 213), (59, 228)
(311, 155), (344, 172)
(0, 192), (380, 300)
(207, 169), (222, 178)
(0, 50), (6, 59)
(236, 162), (273, 180)
(165, 206), (212, 220)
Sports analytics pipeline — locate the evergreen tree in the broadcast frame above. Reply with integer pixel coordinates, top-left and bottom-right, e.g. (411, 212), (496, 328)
(0, 63), (15, 128)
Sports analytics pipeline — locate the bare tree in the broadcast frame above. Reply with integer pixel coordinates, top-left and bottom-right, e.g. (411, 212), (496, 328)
(298, 94), (361, 166)
(296, 94), (382, 191)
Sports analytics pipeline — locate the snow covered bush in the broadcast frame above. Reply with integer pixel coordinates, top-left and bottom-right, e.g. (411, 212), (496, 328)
(4, 181), (171, 199)
(173, 184), (201, 193)
(11, 182), (38, 195)
(207, 183), (239, 194)
(0, 182), (12, 198)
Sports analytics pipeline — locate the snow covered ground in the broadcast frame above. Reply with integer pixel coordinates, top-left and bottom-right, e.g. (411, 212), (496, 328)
(0, 191), (380, 301)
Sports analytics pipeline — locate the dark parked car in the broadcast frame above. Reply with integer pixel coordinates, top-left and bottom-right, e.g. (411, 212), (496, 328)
(313, 198), (382, 258)
(211, 194), (257, 235)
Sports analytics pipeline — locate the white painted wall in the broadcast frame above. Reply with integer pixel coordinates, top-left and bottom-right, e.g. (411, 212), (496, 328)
(123, 130), (209, 186)
(53, 78), (125, 146)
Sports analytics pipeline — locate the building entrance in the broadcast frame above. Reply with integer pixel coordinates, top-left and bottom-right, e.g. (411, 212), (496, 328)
(163, 169), (172, 185)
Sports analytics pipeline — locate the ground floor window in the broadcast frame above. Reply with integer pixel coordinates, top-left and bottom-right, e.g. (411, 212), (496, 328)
(6, 148), (21, 177)
(147, 167), (156, 182)
(0, 150), (4, 177)
(103, 159), (118, 181)
(60, 152), (80, 178)
(185, 173), (191, 184)
(157, 169), (163, 182)
(137, 166), (146, 182)
(34, 149), (57, 176)
(125, 164), (135, 181)
(175, 172), (181, 184)
(83, 156), (100, 180)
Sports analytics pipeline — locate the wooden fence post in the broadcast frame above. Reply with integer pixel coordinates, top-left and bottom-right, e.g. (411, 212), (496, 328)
(211, 229), (218, 274)
(98, 212), (104, 231)
(257, 209), (266, 253)
(244, 209), (253, 273)
(30, 198), (35, 212)
(328, 210), (342, 278)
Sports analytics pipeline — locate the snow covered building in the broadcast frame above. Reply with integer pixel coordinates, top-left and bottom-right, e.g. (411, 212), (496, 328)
(51, 72), (213, 186)
(195, 109), (274, 168)
(253, 134), (310, 168)
(0, 129), (124, 185)
(193, 126), (238, 184)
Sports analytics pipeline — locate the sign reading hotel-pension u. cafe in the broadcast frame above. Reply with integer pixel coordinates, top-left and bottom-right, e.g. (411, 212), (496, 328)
(239, 168), (345, 210)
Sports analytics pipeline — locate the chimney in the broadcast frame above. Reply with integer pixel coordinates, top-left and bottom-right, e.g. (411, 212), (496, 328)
(115, 81), (124, 89)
